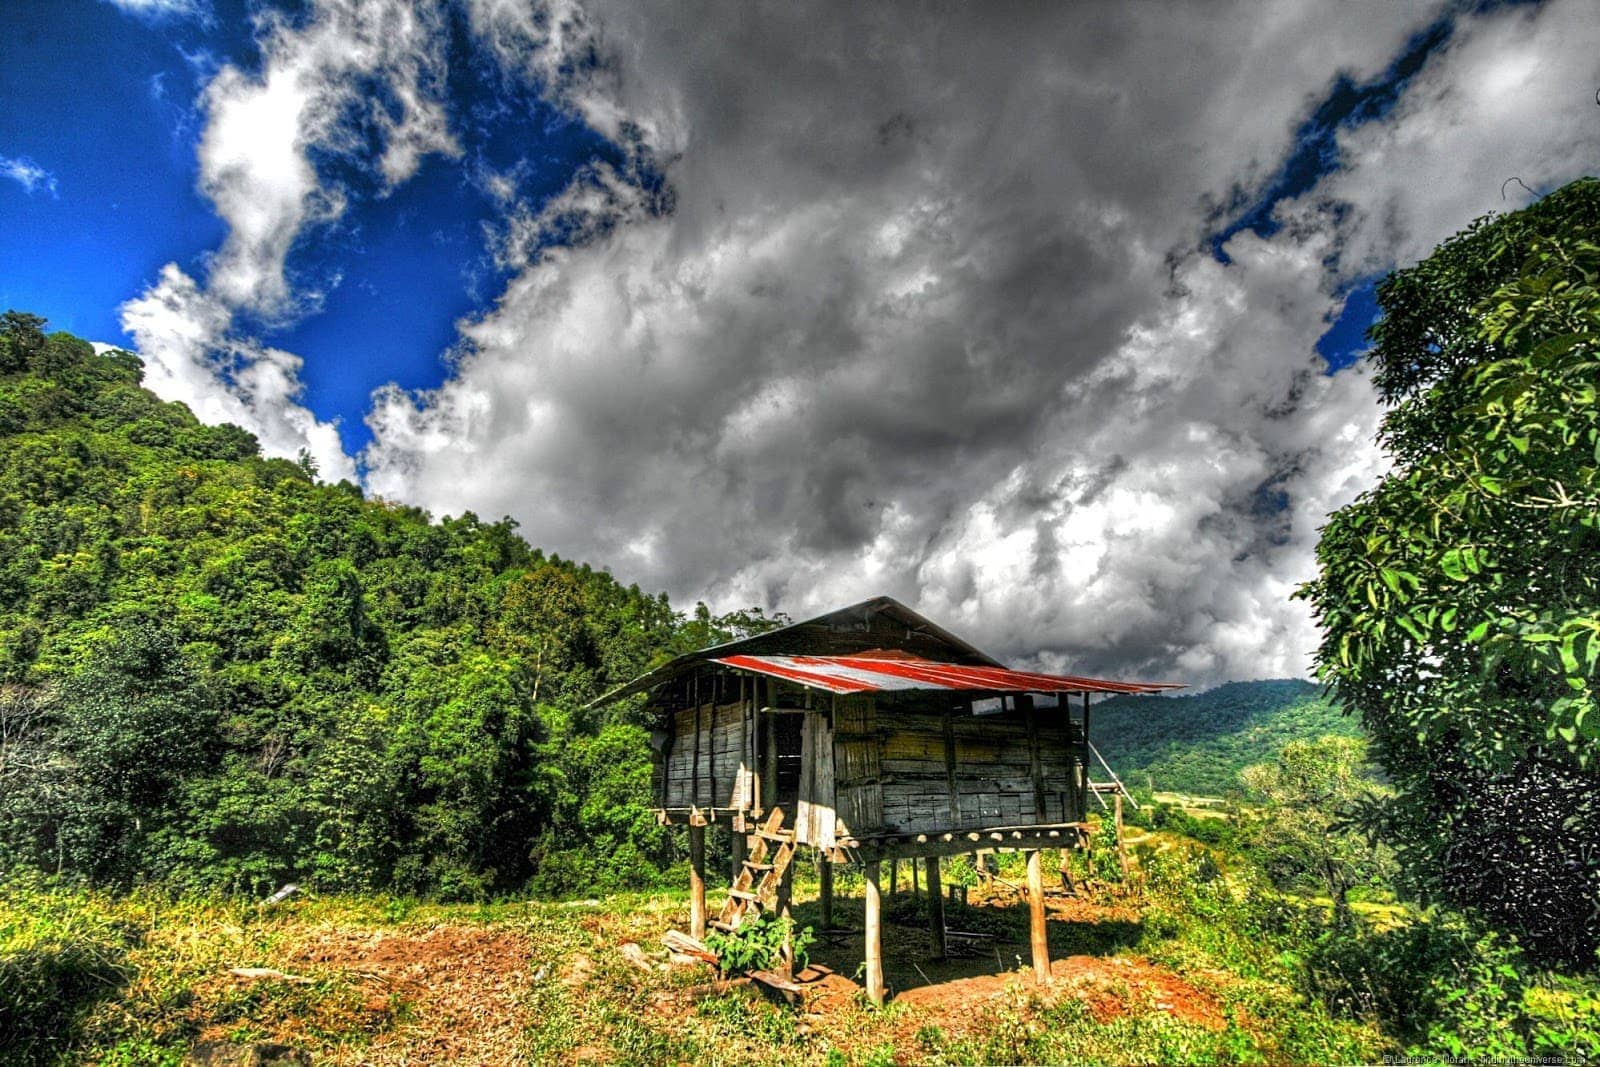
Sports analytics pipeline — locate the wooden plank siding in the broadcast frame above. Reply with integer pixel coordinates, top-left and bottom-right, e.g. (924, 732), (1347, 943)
(661, 699), (754, 810)
(866, 707), (1084, 835)
(832, 694), (883, 839)
(652, 677), (1089, 838)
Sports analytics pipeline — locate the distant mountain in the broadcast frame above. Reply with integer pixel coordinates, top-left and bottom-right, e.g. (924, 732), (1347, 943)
(1090, 679), (1362, 797)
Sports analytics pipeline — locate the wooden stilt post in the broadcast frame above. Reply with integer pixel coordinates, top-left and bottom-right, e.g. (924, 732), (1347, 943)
(819, 856), (834, 930)
(779, 903), (795, 980)
(777, 852), (795, 915)
(925, 855), (946, 959)
(889, 858), (898, 897)
(731, 827), (746, 883)
(1027, 849), (1049, 983)
(1114, 793), (1129, 882)
(864, 859), (885, 1006)
(912, 855), (920, 900)
(1059, 848), (1078, 896)
(689, 822), (707, 939)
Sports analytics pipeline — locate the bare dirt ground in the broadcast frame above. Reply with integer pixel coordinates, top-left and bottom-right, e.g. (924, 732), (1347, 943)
(277, 925), (535, 1065)
(184, 886), (1228, 1065)
(795, 887), (1225, 1042)
(893, 954), (1225, 1029)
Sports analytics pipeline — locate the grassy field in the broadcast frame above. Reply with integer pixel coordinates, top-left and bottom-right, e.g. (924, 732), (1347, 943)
(2, 841), (1397, 1066)
(8, 825), (1597, 1065)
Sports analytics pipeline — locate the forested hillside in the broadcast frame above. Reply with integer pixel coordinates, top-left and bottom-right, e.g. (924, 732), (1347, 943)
(0, 312), (770, 898)
(1091, 679), (1361, 795)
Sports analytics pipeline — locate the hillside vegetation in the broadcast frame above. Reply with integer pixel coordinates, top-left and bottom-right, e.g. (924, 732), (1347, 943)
(1091, 679), (1360, 796)
(0, 311), (777, 900)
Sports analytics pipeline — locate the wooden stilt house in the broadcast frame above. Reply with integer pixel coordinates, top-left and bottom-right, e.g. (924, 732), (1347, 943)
(588, 595), (1181, 1003)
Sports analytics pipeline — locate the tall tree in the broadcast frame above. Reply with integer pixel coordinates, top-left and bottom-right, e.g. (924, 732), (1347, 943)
(1238, 735), (1390, 928)
(1299, 178), (1600, 965)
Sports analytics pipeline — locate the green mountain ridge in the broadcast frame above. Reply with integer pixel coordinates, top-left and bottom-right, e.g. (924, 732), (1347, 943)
(1092, 678), (1363, 796)
(0, 311), (744, 897)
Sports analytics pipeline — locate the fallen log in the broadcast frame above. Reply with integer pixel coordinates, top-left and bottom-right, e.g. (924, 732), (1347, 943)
(229, 967), (313, 985)
(663, 929), (718, 965)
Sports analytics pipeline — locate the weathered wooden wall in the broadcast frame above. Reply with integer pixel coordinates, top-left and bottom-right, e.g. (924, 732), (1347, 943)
(651, 679), (1087, 839)
(833, 694), (884, 839)
(874, 711), (1082, 834)
(658, 699), (753, 810)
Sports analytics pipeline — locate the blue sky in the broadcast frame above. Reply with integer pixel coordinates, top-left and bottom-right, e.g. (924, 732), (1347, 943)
(2, 0), (618, 456)
(2, 0), (1595, 682)
(1, 1), (227, 340)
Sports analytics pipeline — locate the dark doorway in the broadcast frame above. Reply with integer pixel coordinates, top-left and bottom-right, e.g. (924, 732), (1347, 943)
(774, 712), (803, 809)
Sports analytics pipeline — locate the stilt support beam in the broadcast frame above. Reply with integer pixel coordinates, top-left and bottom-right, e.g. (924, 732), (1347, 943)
(689, 823), (707, 940)
(925, 855), (946, 959)
(1027, 849), (1049, 983)
(864, 859), (885, 1006)
(819, 857), (834, 930)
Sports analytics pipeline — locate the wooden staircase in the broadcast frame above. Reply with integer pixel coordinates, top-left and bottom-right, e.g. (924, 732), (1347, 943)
(710, 807), (798, 933)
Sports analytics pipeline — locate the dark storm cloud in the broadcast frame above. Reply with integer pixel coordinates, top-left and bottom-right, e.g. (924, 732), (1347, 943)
(117, 0), (1600, 685)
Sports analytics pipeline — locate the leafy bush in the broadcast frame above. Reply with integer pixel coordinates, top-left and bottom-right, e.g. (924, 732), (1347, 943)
(703, 913), (813, 977)
(1149, 802), (1234, 847)
(1303, 914), (1534, 1060)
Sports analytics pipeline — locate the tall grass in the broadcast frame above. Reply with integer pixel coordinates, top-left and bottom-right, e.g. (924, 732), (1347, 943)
(1, 875), (138, 1065)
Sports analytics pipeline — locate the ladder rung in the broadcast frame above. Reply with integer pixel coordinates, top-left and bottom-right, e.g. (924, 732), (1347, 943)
(755, 831), (795, 842)
(727, 889), (761, 902)
(709, 920), (738, 932)
(743, 861), (776, 871)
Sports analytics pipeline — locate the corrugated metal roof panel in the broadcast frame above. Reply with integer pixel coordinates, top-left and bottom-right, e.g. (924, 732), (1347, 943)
(713, 653), (1183, 696)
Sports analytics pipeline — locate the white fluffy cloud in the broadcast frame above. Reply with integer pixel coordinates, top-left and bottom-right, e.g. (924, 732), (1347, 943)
(121, 0), (458, 479)
(198, 0), (457, 315)
(0, 155), (57, 196)
(121, 264), (356, 481)
(101, 0), (206, 20)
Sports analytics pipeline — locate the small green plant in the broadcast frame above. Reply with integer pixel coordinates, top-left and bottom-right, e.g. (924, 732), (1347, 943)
(943, 854), (980, 888)
(702, 913), (814, 977)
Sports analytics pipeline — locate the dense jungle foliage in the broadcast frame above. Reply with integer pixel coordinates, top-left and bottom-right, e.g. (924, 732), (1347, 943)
(0, 310), (780, 899)
(1300, 176), (1600, 967)
(1092, 679), (1360, 797)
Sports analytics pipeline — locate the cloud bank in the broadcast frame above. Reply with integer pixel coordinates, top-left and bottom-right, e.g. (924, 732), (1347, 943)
(128, 0), (1600, 683)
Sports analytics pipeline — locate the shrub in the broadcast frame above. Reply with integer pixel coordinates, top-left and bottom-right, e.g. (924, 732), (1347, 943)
(1302, 913), (1531, 1060)
(703, 913), (813, 978)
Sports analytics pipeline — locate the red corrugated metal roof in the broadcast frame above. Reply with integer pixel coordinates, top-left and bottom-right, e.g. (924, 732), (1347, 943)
(713, 651), (1183, 696)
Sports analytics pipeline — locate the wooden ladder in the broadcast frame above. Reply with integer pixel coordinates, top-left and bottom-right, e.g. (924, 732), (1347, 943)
(710, 806), (797, 933)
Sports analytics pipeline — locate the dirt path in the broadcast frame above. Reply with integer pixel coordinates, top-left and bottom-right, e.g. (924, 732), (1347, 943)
(285, 925), (535, 1065)
(892, 953), (1226, 1029)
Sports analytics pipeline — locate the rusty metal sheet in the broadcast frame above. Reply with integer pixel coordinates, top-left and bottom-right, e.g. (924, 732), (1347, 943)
(713, 652), (1182, 696)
